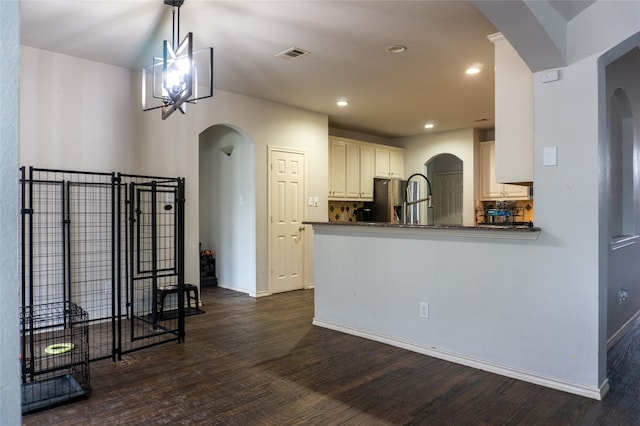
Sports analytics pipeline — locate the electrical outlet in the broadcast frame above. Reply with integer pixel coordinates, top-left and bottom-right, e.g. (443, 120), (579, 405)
(419, 302), (429, 318)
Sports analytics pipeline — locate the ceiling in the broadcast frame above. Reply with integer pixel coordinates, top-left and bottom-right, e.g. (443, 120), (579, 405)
(21, 1), (504, 138)
(548, 0), (593, 21)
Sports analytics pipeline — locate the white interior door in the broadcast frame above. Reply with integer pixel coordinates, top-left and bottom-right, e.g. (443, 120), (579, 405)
(433, 171), (463, 225)
(269, 148), (305, 293)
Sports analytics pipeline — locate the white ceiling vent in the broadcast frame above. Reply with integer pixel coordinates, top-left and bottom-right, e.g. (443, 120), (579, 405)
(275, 47), (310, 61)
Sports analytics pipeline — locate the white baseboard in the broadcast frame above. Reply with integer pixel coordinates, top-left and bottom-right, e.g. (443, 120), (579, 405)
(608, 308), (640, 350)
(217, 283), (250, 295)
(313, 318), (607, 400)
(216, 284), (270, 298)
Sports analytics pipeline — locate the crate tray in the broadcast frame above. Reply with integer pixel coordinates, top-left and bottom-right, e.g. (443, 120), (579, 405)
(22, 373), (88, 414)
(159, 307), (205, 321)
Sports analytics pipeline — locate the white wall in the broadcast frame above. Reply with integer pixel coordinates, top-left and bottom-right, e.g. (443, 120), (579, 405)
(132, 78), (329, 295)
(20, 47), (136, 171)
(329, 127), (394, 146)
(0, 1), (21, 423)
(199, 125), (257, 295)
(532, 2), (640, 395)
(396, 128), (476, 226)
(18, 47), (329, 297)
(313, 226), (602, 398)
(470, 1), (640, 393)
(530, 55), (602, 394)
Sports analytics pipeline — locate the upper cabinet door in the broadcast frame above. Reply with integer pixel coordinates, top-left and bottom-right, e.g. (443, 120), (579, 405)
(345, 142), (361, 199)
(329, 139), (347, 198)
(480, 141), (503, 199)
(374, 148), (390, 178)
(502, 183), (530, 198)
(374, 147), (404, 178)
(479, 140), (531, 200)
(389, 150), (404, 178)
(359, 145), (375, 199)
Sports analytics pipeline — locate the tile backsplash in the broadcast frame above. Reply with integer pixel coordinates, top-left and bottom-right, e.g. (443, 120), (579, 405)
(475, 199), (534, 224)
(328, 201), (364, 222)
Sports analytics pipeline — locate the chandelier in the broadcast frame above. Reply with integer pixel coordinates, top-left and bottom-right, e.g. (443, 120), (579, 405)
(142, 0), (213, 120)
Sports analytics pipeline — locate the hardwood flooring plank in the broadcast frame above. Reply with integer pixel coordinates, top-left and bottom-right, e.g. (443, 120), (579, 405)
(21, 287), (640, 425)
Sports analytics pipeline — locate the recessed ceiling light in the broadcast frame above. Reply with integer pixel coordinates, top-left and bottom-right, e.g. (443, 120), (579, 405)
(424, 123), (435, 129)
(465, 67), (481, 75)
(336, 100), (349, 107)
(386, 45), (407, 54)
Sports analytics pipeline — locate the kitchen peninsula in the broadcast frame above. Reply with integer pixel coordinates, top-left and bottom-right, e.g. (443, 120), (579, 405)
(306, 220), (540, 236)
(304, 221), (598, 399)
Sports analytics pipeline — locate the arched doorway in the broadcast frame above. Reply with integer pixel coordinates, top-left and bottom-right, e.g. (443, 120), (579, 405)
(198, 125), (257, 295)
(426, 153), (464, 226)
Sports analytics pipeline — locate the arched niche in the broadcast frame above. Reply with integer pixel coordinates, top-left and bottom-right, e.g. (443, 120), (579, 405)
(198, 124), (257, 295)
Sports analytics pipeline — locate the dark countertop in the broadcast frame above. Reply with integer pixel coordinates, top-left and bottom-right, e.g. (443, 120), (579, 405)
(304, 221), (541, 232)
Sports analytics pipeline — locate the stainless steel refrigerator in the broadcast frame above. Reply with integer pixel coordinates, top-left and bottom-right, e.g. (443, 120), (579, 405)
(371, 178), (420, 223)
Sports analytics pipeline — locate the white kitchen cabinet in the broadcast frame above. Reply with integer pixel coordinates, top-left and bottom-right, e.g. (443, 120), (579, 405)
(329, 139), (347, 198)
(479, 141), (530, 200)
(345, 142), (361, 199)
(480, 141), (502, 199)
(503, 182), (530, 198)
(375, 147), (404, 178)
(359, 145), (375, 199)
(389, 149), (404, 178)
(374, 148), (390, 177)
(329, 137), (403, 200)
(489, 32), (533, 184)
(329, 137), (366, 200)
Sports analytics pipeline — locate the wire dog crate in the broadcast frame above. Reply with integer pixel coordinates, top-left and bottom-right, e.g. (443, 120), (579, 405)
(20, 167), (187, 362)
(21, 301), (90, 414)
(19, 167), (189, 414)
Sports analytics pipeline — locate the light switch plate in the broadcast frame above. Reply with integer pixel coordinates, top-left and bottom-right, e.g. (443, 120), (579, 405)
(308, 197), (314, 206)
(543, 147), (557, 166)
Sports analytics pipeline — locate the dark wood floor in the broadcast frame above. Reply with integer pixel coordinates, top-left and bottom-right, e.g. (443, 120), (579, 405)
(22, 287), (640, 425)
